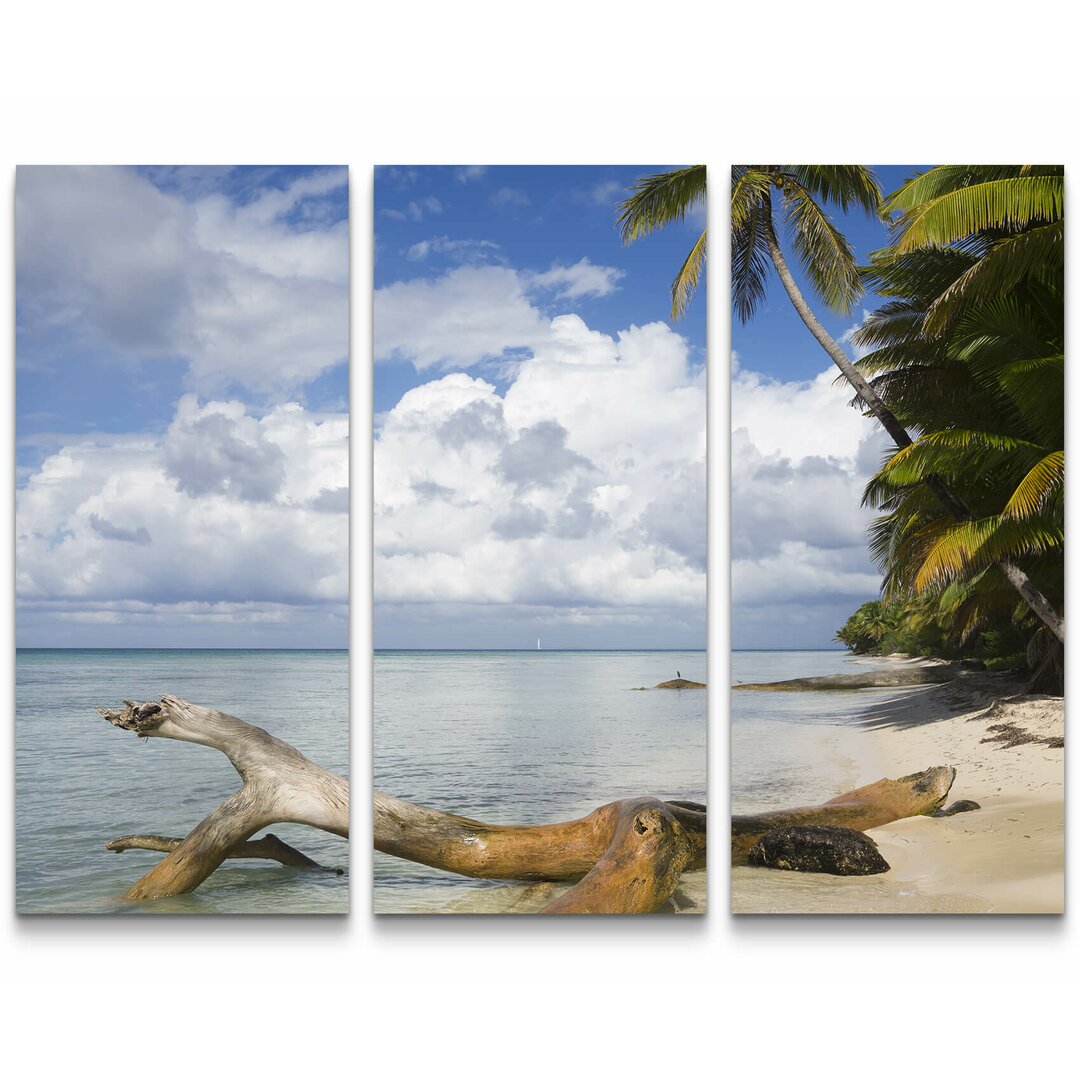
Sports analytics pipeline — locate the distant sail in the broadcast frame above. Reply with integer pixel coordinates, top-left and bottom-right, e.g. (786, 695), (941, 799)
(537, 637), (541, 650)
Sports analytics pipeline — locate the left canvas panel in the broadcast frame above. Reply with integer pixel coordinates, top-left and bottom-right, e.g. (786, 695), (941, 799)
(15, 166), (350, 914)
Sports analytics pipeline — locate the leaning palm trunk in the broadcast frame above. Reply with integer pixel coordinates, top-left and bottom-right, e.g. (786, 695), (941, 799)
(762, 204), (1064, 644)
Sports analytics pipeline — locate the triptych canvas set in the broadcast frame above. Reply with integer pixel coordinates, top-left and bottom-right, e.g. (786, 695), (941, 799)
(13, 164), (1064, 915)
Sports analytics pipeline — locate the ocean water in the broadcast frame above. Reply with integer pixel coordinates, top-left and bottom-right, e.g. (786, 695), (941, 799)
(373, 649), (707, 912)
(731, 650), (910, 814)
(15, 649), (349, 915)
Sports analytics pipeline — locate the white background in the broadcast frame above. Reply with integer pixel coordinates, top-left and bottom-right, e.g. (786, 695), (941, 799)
(2, 4), (1076, 1076)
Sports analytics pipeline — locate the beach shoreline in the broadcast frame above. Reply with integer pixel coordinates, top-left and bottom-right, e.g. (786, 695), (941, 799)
(732, 668), (1064, 914)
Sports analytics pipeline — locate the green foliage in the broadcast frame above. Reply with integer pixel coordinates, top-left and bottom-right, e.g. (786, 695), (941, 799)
(842, 165), (1063, 686)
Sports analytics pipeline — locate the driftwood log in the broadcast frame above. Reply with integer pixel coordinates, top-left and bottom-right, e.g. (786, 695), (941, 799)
(731, 765), (956, 863)
(98, 695), (348, 901)
(97, 697), (961, 911)
(375, 792), (707, 914)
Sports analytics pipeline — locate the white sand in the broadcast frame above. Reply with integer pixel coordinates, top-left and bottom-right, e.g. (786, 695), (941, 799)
(732, 673), (1064, 914)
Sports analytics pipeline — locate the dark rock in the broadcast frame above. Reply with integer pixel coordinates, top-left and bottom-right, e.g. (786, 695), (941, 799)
(747, 825), (891, 876)
(960, 658), (986, 671)
(655, 678), (706, 689)
(931, 799), (981, 818)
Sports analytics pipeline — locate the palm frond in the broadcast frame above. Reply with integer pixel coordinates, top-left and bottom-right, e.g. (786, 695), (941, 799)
(671, 228), (706, 321)
(915, 516), (1063, 591)
(617, 166), (706, 242)
(782, 175), (862, 314)
(924, 222), (1064, 335)
(786, 165), (884, 219)
(891, 175), (1063, 252)
(1002, 451), (1064, 520)
(731, 166), (772, 231)
(732, 204), (771, 323)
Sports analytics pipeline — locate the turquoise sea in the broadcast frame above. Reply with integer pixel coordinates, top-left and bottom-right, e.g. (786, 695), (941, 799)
(373, 649), (707, 912)
(15, 649), (348, 914)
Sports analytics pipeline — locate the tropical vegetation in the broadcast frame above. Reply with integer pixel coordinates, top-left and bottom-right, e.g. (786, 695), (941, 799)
(844, 165), (1064, 689)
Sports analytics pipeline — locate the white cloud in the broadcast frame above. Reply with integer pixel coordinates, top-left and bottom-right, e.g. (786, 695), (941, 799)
(374, 314), (705, 621)
(405, 235), (501, 263)
(15, 399), (348, 616)
(374, 266), (549, 369)
(731, 355), (888, 646)
(455, 165), (488, 183)
(526, 257), (623, 300)
(374, 261), (626, 371)
(585, 180), (623, 206)
(489, 187), (531, 210)
(16, 166), (348, 394)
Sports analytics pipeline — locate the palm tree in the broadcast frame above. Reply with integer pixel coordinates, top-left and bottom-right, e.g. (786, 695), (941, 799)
(617, 164), (1064, 643)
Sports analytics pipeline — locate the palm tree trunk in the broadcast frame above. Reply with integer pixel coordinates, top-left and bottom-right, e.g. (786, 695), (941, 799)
(761, 204), (1065, 644)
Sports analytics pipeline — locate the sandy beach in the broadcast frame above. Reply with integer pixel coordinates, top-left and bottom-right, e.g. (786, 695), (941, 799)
(732, 668), (1064, 914)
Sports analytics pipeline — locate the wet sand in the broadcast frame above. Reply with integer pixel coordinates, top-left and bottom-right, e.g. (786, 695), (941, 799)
(733, 671), (1064, 914)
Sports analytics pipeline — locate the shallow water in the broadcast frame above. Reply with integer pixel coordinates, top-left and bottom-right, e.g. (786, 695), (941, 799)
(731, 650), (914, 813)
(373, 649), (706, 913)
(15, 649), (348, 914)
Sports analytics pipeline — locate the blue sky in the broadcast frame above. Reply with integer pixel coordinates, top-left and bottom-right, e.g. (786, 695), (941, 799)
(731, 165), (931, 649)
(375, 164), (705, 411)
(16, 165), (349, 647)
(374, 165), (707, 649)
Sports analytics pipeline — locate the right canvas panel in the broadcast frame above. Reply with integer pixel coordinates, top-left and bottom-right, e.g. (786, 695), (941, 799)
(731, 165), (1064, 914)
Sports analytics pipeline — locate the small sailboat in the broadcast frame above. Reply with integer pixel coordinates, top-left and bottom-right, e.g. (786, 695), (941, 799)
(537, 636), (542, 651)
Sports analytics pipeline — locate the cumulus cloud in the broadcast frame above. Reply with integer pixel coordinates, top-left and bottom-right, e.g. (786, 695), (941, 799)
(374, 261), (627, 371)
(15, 165), (348, 393)
(374, 314), (705, 625)
(15, 399), (348, 618)
(164, 396), (286, 502)
(731, 354), (888, 647)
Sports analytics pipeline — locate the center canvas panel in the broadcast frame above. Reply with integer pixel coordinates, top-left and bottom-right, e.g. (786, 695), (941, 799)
(373, 165), (707, 914)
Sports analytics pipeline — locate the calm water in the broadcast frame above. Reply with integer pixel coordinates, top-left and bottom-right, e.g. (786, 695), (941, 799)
(374, 650), (706, 912)
(16, 649), (348, 914)
(731, 650), (910, 814)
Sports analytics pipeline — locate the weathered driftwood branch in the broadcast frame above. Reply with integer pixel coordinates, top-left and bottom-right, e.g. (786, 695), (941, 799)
(98, 695), (348, 901)
(106, 832), (341, 871)
(731, 765), (956, 864)
(375, 767), (958, 910)
(374, 791), (706, 914)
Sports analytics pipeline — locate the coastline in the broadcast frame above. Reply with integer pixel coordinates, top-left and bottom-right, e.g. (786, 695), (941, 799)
(732, 668), (1064, 914)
